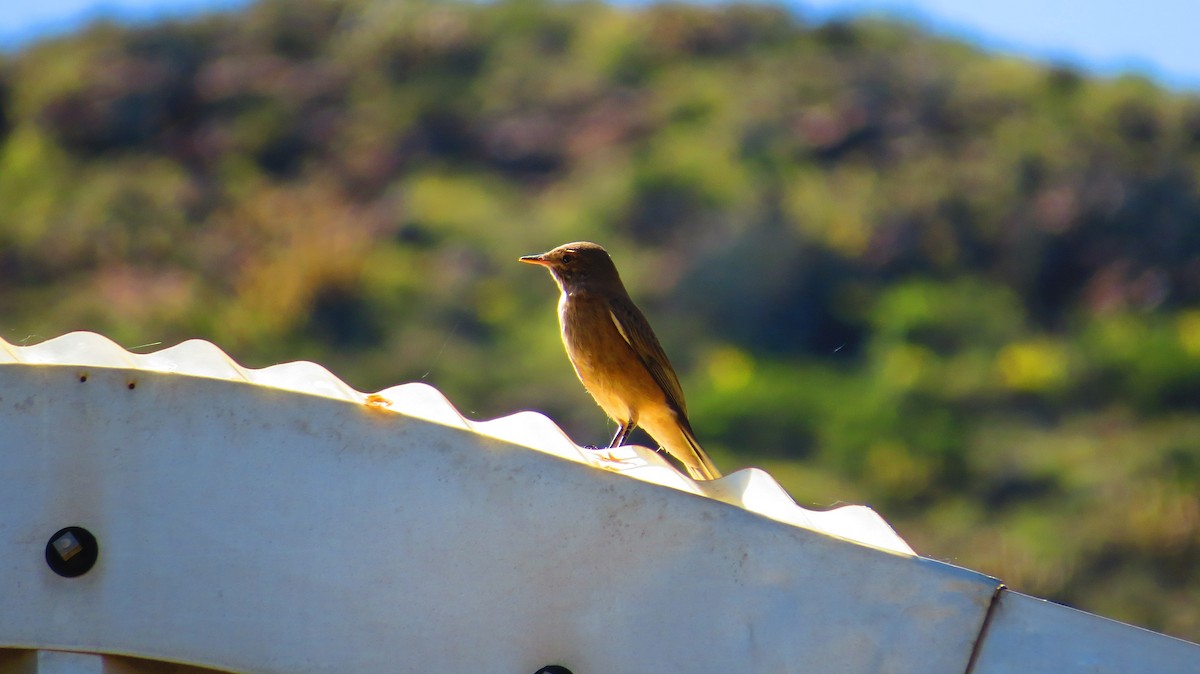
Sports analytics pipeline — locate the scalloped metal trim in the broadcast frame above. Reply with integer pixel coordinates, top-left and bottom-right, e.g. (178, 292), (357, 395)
(0, 331), (913, 555)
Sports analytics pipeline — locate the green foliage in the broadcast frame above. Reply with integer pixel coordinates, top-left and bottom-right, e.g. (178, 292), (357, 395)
(0, 0), (1198, 641)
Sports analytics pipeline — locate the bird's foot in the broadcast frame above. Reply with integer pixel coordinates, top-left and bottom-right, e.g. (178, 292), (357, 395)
(581, 445), (636, 470)
(595, 452), (630, 471)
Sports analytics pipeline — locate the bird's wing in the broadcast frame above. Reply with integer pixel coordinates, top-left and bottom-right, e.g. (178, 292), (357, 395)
(607, 295), (689, 417)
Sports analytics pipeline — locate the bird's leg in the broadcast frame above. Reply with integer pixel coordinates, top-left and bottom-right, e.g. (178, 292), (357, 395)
(609, 422), (633, 448)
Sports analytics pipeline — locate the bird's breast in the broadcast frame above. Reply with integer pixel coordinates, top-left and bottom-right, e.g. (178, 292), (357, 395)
(558, 291), (664, 422)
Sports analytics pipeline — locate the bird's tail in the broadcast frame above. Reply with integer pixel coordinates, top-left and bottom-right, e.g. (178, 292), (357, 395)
(679, 419), (722, 481)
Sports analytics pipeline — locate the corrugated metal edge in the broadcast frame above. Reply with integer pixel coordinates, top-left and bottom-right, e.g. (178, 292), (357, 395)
(0, 331), (913, 555)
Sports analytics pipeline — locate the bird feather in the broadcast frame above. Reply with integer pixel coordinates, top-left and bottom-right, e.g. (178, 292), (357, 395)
(607, 297), (689, 418)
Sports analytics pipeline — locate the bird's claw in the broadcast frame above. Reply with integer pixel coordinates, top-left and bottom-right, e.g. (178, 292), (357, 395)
(579, 444), (631, 466)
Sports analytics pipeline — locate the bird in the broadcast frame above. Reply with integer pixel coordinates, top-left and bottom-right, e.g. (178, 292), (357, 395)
(520, 241), (721, 480)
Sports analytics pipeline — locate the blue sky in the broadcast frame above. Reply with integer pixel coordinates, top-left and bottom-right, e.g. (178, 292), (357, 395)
(2, 0), (1198, 92)
(802, 0), (1200, 91)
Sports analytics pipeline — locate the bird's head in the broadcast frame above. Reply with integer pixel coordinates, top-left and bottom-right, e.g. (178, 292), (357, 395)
(519, 241), (621, 291)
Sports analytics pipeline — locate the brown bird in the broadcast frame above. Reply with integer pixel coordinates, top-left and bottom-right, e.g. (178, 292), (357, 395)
(520, 242), (721, 480)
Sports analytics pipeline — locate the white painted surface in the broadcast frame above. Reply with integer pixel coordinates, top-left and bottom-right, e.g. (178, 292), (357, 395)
(0, 649), (221, 673)
(0, 333), (995, 673)
(25, 652), (101, 674)
(972, 591), (1200, 674)
(0, 333), (912, 555)
(1, 332), (1195, 673)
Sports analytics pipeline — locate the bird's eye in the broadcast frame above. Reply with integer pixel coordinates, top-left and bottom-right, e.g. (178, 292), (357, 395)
(560, 254), (574, 264)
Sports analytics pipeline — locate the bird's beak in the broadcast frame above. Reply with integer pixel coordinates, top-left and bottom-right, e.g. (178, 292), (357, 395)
(519, 254), (551, 267)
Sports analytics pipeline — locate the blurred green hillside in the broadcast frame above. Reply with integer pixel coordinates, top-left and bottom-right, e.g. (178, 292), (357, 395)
(1, 0), (1198, 640)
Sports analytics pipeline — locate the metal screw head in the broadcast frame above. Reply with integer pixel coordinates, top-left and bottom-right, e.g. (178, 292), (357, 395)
(45, 526), (99, 578)
(52, 530), (82, 560)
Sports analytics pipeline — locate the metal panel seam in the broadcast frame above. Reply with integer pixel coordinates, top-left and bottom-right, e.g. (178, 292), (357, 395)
(964, 584), (1007, 674)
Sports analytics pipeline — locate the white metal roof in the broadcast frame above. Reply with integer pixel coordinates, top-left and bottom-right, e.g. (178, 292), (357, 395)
(0, 332), (1196, 673)
(0, 331), (913, 555)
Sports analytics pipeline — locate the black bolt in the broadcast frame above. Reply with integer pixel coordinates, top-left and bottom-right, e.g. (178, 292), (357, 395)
(45, 526), (99, 578)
